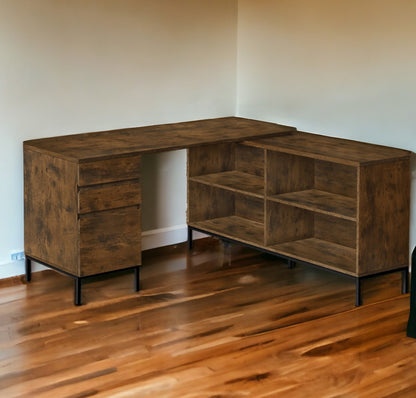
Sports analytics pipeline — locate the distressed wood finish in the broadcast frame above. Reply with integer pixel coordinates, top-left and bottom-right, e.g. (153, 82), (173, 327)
(24, 117), (295, 162)
(79, 207), (141, 276)
(24, 149), (79, 275)
(358, 159), (411, 275)
(78, 180), (140, 214)
(248, 131), (410, 165)
(190, 171), (264, 198)
(189, 131), (410, 288)
(270, 189), (356, 220)
(24, 117), (294, 293)
(1, 239), (415, 397)
(79, 155), (141, 186)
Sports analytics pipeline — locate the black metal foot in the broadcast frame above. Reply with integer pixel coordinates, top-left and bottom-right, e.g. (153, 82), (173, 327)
(187, 226), (193, 250)
(288, 260), (296, 269)
(74, 278), (82, 306)
(222, 240), (231, 266)
(402, 268), (409, 294)
(355, 278), (362, 307)
(134, 266), (140, 292)
(25, 257), (32, 282)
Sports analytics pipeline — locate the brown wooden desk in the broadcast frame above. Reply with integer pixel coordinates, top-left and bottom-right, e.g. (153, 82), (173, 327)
(23, 117), (295, 305)
(24, 117), (411, 306)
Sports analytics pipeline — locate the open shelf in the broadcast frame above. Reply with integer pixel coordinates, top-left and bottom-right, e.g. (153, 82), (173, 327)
(190, 216), (264, 247)
(268, 189), (356, 220)
(190, 171), (264, 197)
(267, 238), (357, 275)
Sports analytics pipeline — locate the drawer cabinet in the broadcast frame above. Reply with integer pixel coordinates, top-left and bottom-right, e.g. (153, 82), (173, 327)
(24, 150), (142, 279)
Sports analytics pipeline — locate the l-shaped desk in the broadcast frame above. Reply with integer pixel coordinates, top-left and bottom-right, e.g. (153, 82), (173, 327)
(23, 117), (411, 306)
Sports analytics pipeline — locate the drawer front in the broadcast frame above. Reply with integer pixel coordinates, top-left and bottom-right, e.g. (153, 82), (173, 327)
(78, 180), (140, 214)
(79, 207), (141, 276)
(79, 155), (140, 186)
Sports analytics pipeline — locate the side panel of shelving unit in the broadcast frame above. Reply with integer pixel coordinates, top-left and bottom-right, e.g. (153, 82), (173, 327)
(357, 158), (410, 276)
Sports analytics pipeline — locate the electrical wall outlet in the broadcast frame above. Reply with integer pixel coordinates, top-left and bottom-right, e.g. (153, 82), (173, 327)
(10, 251), (25, 261)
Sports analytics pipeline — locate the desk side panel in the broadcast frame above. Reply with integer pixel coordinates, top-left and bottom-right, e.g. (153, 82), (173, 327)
(24, 149), (79, 275)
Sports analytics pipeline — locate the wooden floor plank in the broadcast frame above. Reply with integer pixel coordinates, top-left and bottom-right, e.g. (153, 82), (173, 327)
(0, 238), (413, 397)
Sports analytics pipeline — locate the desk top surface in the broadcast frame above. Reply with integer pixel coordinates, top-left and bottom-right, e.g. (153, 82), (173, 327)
(24, 117), (295, 162)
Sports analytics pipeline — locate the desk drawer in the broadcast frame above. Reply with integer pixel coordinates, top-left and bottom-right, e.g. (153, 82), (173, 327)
(79, 155), (140, 186)
(78, 180), (140, 214)
(79, 207), (141, 276)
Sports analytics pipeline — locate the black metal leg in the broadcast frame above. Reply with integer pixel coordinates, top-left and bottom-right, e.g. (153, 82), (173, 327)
(25, 257), (32, 282)
(222, 240), (231, 266)
(187, 226), (193, 250)
(402, 268), (409, 294)
(134, 266), (140, 292)
(288, 260), (296, 269)
(355, 278), (362, 307)
(74, 278), (82, 306)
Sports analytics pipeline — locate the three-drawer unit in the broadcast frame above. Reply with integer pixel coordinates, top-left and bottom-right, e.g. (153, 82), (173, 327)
(24, 150), (142, 303)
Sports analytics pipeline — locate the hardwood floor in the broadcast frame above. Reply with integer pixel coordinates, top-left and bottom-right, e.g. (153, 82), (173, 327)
(0, 238), (415, 397)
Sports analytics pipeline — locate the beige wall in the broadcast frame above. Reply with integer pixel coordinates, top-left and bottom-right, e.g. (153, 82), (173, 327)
(237, 0), (416, 246)
(1, 0), (415, 274)
(0, 0), (237, 268)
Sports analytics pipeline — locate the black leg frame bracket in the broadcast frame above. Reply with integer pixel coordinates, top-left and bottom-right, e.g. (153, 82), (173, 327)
(24, 256), (141, 306)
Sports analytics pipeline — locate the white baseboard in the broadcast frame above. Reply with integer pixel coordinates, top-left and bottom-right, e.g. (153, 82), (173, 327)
(0, 260), (47, 280)
(0, 224), (207, 279)
(141, 224), (207, 250)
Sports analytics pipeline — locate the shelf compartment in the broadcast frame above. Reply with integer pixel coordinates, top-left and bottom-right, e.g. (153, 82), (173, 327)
(268, 189), (356, 220)
(266, 151), (357, 200)
(190, 216), (264, 247)
(267, 238), (357, 275)
(188, 181), (264, 246)
(190, 171), (264, 197)
(266, 201), (356, 273)
(188, 142), (265, 197)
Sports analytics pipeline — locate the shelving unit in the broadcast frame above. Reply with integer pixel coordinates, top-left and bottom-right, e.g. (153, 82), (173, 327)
(188, 131), (411, 305)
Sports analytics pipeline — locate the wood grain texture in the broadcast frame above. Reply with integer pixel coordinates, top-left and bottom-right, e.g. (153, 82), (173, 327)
(187, 182), (235, 223)
(269, 238), (357, 275)
(248, 132), (411, 166)
(266, 151), (314, 195)
(24, 149), (79, 275)
(187, 143), (235, 178)
(314, 213), (356, 249)
(24, 117), (296, 162)
(235, 144), (265, 177)
(78, 180), (140, 214)
(78, 155), (141, 186)
(270, 189), (356, 220)
(315, 159), (357, 198)
(79, 207), (141, 276)
(266, 201), (313, 246)
(358, 159), (410, 275)
(235, 194), (264, 224)
(0, 239), (413, 397)
(190, 171), (264, 198)
(189, 217), (264, 246)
